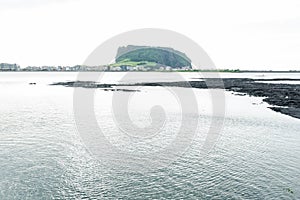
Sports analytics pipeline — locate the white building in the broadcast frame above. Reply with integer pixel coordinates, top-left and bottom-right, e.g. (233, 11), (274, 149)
(0, 63), (20, 71)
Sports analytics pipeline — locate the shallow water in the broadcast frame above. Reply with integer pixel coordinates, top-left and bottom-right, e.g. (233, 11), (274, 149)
(0, 72), (299, 199)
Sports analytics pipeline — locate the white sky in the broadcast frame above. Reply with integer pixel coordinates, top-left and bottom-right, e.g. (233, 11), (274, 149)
(0, 0), (300, 70)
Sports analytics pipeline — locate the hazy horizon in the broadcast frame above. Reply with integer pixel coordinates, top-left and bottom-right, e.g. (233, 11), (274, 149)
(1, 0), (300, 70)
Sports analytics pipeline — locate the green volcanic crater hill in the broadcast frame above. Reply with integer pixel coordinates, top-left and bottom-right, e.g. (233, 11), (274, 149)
(115, 45), (192, 68)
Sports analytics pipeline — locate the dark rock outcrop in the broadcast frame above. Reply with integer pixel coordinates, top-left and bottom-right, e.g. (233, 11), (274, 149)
(51, 78), (300, 119)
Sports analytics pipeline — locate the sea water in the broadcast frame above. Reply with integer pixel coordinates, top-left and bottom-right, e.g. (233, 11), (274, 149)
(0, 72), (299, 199)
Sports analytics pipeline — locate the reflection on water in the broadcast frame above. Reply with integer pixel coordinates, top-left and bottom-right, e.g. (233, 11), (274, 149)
(0, 72), (299, 199)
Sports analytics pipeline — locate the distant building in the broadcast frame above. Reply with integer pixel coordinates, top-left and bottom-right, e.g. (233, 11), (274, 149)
(41, 66), (57, 71)
(112, 66), (121, 71)
(24, 66), (41, 71)
(136, 65), (145, 71)
(120, 65), (129, 71)
(165, 66), (172, 71)
(0, 63), (20, 71)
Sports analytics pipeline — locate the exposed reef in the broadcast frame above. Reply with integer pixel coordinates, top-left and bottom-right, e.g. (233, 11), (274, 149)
(51, 78), (300, 119)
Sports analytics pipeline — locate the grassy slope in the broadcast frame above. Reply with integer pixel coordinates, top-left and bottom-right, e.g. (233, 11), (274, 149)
(110, 59), (157, 67)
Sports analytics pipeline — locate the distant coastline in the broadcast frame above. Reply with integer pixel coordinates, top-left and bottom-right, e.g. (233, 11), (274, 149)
(1, 70), (300, 73)
(1, 62), (299, 73)
(0, 62), (300, 73)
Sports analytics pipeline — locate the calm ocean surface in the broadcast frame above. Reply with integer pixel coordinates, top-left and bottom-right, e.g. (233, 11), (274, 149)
(0, 72), (299, 199)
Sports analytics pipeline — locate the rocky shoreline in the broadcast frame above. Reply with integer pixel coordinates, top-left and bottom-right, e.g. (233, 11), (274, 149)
(52, 78), (300, 119)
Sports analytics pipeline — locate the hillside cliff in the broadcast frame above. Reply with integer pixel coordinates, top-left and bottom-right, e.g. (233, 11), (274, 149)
(116, 45), (192, 68)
